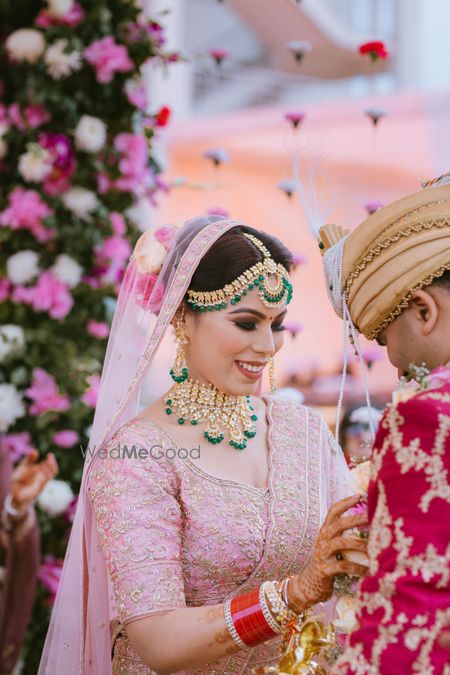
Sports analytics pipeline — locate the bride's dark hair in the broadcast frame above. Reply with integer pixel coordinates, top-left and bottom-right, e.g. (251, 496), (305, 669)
(186, 225), (293, 301)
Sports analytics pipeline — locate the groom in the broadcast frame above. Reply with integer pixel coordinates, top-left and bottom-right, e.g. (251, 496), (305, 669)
(320, 179), (450, 674)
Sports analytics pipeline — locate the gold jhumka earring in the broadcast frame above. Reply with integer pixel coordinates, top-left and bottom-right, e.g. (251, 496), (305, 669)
(170, 307), (189, 383)
(269, 356), (276, 393)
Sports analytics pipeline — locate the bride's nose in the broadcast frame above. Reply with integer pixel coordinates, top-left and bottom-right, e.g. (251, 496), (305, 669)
(252, 325), (275, 356)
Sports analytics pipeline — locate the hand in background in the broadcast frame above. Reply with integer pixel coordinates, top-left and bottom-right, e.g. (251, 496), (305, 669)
(10, 449), (58, 512)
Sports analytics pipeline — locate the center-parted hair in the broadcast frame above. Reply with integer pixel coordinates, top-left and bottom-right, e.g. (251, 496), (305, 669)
(186, 225), (293, 301)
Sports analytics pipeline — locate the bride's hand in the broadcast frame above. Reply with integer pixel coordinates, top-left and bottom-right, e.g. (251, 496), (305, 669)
(287, 494), (369, 612)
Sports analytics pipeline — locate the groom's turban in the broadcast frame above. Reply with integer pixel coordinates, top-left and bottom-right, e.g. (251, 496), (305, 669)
(320, 182), (450, 340)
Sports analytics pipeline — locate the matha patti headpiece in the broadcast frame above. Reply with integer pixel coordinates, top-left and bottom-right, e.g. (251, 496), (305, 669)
(187, 232), (293, 311)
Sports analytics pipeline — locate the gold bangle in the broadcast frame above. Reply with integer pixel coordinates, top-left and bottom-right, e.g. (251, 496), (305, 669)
(264, 580), (298, 631)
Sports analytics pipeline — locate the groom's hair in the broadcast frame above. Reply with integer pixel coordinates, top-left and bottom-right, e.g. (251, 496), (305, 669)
(433, 268), (450, 290)
(187, 225), (293, 302)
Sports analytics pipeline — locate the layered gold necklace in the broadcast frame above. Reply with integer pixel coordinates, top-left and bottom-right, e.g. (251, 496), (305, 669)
(165, 379), (258, 450)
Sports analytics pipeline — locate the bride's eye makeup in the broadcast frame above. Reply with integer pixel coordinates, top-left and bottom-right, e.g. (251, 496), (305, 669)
(229, 307), (287, 332)
(233, 320), (286, 332)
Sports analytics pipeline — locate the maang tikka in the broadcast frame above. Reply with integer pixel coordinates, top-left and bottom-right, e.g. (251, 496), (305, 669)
(170, 306), (189, 383)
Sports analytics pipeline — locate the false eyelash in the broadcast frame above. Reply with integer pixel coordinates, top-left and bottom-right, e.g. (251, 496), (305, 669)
(234, 321), (286, 332)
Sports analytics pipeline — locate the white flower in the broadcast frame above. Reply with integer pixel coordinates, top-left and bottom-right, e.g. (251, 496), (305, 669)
(7, 250), (40, 284)
(333, 595), (358, 634)
(0, 123), (9, 160)
(74, 115), (107, 153)
(62, 187), (98, 220)
(125, 198), (155, 232)
(51, 254), (83, 288)
(133, 232), (167, 275)
(348, 460), (371, 495)
(18, 143), (52, 182)
(37, 479), (74, 516)
(6, 29), (46, 64)
(47, 0), (74, 17)
(0, 384), (25, 432)
(44, 39), (82, 79)
(0, 325), (25, 362)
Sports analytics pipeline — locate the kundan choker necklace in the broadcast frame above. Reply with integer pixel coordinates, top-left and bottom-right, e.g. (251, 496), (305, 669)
(165, 379), (258, 450)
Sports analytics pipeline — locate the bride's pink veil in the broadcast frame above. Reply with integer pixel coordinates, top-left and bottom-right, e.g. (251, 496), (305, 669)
(38, 215), (244, 674)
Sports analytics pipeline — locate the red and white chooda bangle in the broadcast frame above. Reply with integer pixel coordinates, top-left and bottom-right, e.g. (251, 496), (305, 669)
(224, 581), (288, 649)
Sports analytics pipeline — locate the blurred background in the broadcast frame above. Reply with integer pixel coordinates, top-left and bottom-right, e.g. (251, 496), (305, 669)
(2, 0), (450, 671)
(148, 0), (450, 421)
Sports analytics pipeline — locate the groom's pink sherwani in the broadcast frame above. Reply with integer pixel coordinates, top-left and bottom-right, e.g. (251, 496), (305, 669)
(333, 366), (450, 674)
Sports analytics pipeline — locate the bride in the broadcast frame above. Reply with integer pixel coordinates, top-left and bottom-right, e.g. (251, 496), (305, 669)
(39, 215), (368, 674)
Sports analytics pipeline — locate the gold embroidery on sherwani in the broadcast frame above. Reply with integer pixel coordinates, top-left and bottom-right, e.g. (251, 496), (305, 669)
(367, 481), (392, 576)
(408, 608), (450, 674)
(380, 398), (450, 513)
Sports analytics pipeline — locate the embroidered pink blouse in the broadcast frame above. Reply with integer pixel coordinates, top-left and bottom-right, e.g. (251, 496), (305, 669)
(332, 371), (450, 675)
(88, 395), (350, 674)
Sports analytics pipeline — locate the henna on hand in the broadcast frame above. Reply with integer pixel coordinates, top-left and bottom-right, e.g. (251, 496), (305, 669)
(287, 494), (368, 612)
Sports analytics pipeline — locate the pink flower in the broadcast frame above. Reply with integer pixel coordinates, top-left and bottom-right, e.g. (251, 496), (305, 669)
(0, 188), (54, 242)
(102, 132), (152, 196)
(148, 21), (166, 48)
(87, 320), (110, 339)
(25, 367), (70, 416)
(365, 200), (384, 215)
(84, 36), (133, 84)
(110, 211), (126, 235)
(36, 2), (85, 27)
(24, 104), (50, 128)
(0, 278), (11, 301)
(12, 272), (74, 319)
(210, 49), (229, 66)
(53, 430), (79, 447)
(285, 111), (305, 129)
(81, 374), (100, 408)
(14, 271), (74, 319)
(39, 132), (76, 195)
(115, 132), (147, 176)
(96, 172), (112, 194)
(362, 347), (383, 369)
(284, 321), (304, 338)
(207, 206), (230, 218)
(292, 252), (307, 268)
(124, 79), (148, 111)
(154, 225), (177, 249)
(96, 236), (131, 273)
(38, 555), (63, 605)
(8, 103), (25, 130)
(1, 432), (33, 462)
(136, 273), (165, 312)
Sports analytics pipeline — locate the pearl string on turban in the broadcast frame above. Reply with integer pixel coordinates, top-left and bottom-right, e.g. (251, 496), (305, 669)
(320, 183), (450, 341)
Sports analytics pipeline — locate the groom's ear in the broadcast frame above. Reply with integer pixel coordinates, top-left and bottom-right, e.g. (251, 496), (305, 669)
(409, 289), (438, 335)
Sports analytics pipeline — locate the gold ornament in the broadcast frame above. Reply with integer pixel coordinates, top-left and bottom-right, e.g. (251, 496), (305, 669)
(170, 307), (189, 382)
(252, 613), (338, 675)
(164, 378), (258, 449)
(269, 356), (276, 393)
(187, 233), (293, 312)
